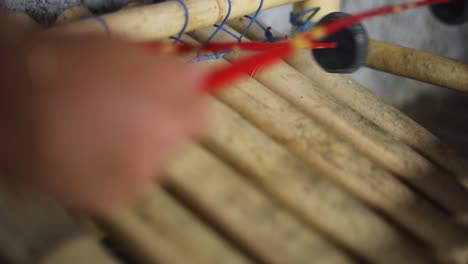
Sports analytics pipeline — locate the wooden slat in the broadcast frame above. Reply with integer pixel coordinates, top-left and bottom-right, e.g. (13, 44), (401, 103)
(134, 187), (252, 264)
(166, 144), (354, 264)
(190, 25), (468, 220)
(227, 17), (468, 189)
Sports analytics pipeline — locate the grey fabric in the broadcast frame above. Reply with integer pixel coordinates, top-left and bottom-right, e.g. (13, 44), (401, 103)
(2, 0), (153, 23)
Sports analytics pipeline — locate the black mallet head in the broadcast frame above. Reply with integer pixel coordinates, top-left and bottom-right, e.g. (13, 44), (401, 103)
(430, 0), (468, 25)
(312, 12), (369, 74)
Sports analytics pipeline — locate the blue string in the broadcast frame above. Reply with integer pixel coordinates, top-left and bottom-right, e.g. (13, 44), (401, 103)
(194, 0), (234, 61)
(207, 0), (232, 43)
(83, 15), (111, 35)
(243, 15), (277, 42)
(290, 6), (320, 33)
(190, 51), (230, 62)
(217, 25), (241, 40)
(207, 0), (232, 42)
(189, 0), (282, 62)
(169, 36), (189, 45)
(171, 0), (189, 43)
(238, 0), (264, 42)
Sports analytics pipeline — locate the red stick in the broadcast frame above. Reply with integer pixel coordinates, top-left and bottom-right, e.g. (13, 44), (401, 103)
(198, 41), (336, 52)
(202, 43), (294, 93)
(144, 41), (336, 54)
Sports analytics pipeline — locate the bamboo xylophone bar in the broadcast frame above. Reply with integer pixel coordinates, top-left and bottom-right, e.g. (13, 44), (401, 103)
(134, 188), (252, 264)
(366, 39), (468, 93)
(48, 0), (303, 41)
(204, 98), (438, 263)
(100, 208), (193, 263)
(293, 0), (341, 22)
(40, 236), (120, 264)
(166, 143), (354, 264)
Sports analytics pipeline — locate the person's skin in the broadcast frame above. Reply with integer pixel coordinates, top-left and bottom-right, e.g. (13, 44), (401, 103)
(0, 15), (209, 215)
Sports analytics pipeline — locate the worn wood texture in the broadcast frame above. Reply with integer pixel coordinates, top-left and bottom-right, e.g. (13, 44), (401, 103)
(366, 39), (468, 93)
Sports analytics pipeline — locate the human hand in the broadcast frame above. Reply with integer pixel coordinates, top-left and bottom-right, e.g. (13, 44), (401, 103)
(0, 25), (209, 214)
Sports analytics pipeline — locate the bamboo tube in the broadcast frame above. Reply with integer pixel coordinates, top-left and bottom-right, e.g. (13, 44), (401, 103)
(166, 144), (354, 264)
(134, 187), (252, 264)
(293, 0), (341, 21)
(205, 99), (439, 263)
(366, 39), (468, 93)
(56, 6), (92, 24)
(199, 62), (468, 261)
(40, 235), (119, 264)
(190, 26), (468, 220)
(49, 0), (303, 40)
(228, 17), (468, 184)
(121, 2), (143, 10)
(101, 208), (193, 264)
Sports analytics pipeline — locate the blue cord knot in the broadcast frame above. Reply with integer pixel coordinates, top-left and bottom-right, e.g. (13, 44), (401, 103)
(290, 7), (320, 33)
